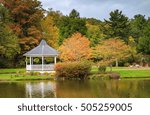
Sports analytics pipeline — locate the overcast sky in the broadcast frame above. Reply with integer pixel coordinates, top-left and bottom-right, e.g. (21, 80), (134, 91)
(39, 0), (150, 20)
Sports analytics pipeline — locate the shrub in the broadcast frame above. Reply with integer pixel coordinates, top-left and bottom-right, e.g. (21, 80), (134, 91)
(124, 62), (130, 67)
(33, 72), (41, 76)
(28, 71), (41, 76)
(55, 61), (91, 79)
(30, 71), (35, 76)
(98, 66), (106, 73)
(43, 72), (50, 76)
(50, 73), (55, 77)
(15, 71), (26, 77)
(88, 73), (110, 80)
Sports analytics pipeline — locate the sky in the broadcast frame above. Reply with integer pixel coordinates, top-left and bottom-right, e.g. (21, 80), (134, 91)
(39, 0), (150, 20)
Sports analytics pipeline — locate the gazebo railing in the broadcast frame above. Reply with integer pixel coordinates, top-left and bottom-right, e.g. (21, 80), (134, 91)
(26, 64), (54, 71)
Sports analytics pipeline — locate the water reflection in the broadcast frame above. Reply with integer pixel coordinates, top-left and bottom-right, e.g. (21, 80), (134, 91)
(25, 81), (56, 98)
(0, 80), (150, 98)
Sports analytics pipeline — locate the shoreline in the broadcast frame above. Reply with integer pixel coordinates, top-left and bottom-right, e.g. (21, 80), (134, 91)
(0, 67), (150, 81)
(0, 74), (150, 82)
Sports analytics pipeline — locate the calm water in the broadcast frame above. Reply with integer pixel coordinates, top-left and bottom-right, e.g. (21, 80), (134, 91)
(0, 80), (150, 98)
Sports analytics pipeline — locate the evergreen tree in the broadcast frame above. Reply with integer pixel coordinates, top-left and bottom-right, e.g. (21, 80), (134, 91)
(138, 18), (150, 54)
(69, 9), (80, 18)
(130, 14), (147, 43)
(58, 9), (87, 45)
(0, 4), (20, 67)
(104, 9), (130, 43)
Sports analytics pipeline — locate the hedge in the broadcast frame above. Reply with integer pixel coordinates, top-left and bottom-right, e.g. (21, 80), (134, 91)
(55, 61), (91, 79)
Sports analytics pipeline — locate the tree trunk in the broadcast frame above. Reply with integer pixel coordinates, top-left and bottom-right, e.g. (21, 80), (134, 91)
(115, 59), (118, 67)
(110, 64), (112, 72)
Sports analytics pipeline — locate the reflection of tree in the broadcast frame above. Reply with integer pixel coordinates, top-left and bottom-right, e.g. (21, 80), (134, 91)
(56, 80), (121, 98)
(104, 80), (140, 98)
(56, 80), (94, 98)
(137, 80), (150, 97)
(0, 80), (150, 98)
(55, 80), (150, 98)
(0, 82), (25, 98)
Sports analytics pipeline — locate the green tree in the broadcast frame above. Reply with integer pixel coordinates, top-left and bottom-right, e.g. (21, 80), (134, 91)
(0, 25), (20, 58)
(69, 9), (80, 18)
(58, 9), (87, 45)
(129, 14), (149, 65)
(128, 36), (137, 62)
(138, 18), (150, 54)
(104, 9), (130, 43)
(0, 4), (20, 67)
(0, 3), (10, 24)
(130, 14), (147, 43)
(86, 19), (105, 46)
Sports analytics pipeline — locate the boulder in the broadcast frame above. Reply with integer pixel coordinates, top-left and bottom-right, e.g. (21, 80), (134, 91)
(109, 73), (120, 79)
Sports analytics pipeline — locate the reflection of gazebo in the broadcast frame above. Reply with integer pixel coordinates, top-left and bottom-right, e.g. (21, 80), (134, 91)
(23, 39), (59, 72)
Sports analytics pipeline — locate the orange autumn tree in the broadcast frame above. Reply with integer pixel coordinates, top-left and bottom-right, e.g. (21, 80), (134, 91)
(2, 0), (44, 54)
(93, 38), (131, 71)
(59, 33), (91, 61)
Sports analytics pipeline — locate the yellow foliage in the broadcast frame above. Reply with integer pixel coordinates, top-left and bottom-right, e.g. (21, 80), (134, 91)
(41, 15), (59, 49)
(93, 38), (131, 66)
(59, 33), (91, 61)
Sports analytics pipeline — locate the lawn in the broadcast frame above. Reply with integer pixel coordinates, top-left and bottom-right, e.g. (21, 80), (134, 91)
(0, 74), (54, 81)
(0, 68), (25, 74)
(0, 68), (54, 81)
(0, 67), (150, 81)
(112, 68), (150, 78)
(91, 67), (150, 78)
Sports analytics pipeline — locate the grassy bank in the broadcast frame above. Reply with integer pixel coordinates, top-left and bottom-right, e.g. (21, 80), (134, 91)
(0, 68), (25, 74)
(0, 74), (54, 81)
(91, 67), (150, 78)
(0, 67), (150, 81)
(0, 68), (54, 81)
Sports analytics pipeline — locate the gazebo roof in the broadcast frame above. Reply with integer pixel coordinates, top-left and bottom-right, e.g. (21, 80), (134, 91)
(23, 39), (59, 57)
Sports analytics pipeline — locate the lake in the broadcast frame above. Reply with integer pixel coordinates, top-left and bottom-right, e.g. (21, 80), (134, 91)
(0, 80), (150, 98)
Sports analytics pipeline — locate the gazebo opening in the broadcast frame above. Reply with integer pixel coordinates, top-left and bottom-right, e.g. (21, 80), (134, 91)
(23, 39), (59, 73)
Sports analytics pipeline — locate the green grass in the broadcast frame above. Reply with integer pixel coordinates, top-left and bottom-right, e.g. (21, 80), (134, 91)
(91, 67), (150, 78)
(0, 68), (54, 81)
(0, 74), (13, 80)
(112, 69), (150, 78)
(0, 67), (150, 81)
(0, 74), (54, 81)
(0, 68), (25, 74)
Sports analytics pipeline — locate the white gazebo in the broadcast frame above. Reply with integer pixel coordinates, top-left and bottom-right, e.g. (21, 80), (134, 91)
(23, 39), (59, 73)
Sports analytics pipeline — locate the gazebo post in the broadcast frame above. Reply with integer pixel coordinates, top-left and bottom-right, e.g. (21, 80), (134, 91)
(54, 56), (57, 64)
(25, 57), (27, 71)
(31, 57), (33, 65)
(26, 57), (27, 66)
(42, 56), (44, 71)
(30, 56), (32, 71)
